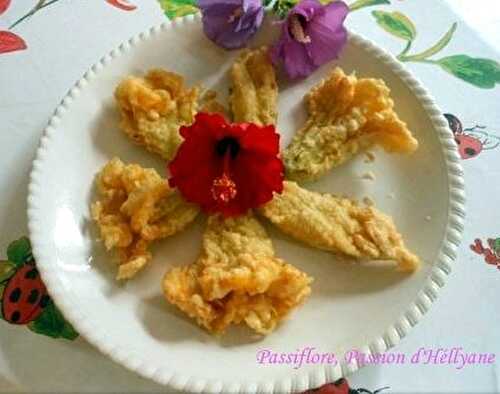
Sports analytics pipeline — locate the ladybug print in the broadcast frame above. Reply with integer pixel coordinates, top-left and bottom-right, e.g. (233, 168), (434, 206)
(444, 113), (499, 160)
(2, 264), (49, 324)
(455, 134), (484, 159)
(471, 237), (500, 269)
(0, 237), (78, 340)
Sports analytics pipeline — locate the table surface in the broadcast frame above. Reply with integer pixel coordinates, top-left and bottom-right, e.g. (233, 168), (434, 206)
(0, 0), (499, 392)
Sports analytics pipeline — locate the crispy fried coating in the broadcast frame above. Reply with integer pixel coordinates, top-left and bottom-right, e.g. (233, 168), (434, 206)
(115, 69), (197, 161)
(283, 68), (419, 182)
(198, 89), (229, 119)
(91, 158), (199, 280)
(230, 47), (278, 126)
(163, 214), (312, 335)
(259, 181), (420, 271)
(115, 69), (227, 161)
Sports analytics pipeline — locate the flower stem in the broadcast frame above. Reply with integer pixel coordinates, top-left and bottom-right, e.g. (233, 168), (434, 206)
(9, 0), (62, 30)
(396, 40), (412, 60)
(397, 22), (457, 62)
(417, 59), (439, 64)
(399, 58), (438, 65)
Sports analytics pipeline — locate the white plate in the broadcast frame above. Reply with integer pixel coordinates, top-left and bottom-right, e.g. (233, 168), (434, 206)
(27, 14), (465, 394)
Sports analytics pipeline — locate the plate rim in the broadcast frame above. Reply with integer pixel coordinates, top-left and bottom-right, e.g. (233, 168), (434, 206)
(27, 13), (466, 394)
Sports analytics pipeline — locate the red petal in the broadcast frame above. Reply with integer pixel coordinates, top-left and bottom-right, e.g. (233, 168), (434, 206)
(240, 124), (281, 156)
(0, 0), (11, 15)
(174, 164), (220, 209)
(0, 31), (27, 54)
(169, 113), (284, 217)
(105, 0), (137, 11)
(170, 115), (226, 176)
(233, 152), (283, 205)
(181, 112), (227, 140)
(169, 114), (223, 210)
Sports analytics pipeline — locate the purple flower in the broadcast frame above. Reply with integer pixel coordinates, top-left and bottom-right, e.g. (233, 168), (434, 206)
(198, 0), (264, 50)
(271, 0), (349, 79)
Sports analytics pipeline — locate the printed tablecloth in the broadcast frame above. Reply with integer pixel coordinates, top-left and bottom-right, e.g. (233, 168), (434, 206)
(0, 0), (499, 392)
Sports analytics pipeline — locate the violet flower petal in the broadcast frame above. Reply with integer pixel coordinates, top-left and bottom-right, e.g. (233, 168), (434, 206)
(199, 0), (264, 50)
(283, 39), (317, 79)
(271, 26), (316, 79)
(306, 1), (349, 65)
(271, 0), (349, 79)
(290, 0), (323, 20)
(198, 0), (241, 10)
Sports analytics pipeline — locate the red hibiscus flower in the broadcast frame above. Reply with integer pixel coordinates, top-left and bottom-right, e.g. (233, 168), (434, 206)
(169, 113), (284, 217)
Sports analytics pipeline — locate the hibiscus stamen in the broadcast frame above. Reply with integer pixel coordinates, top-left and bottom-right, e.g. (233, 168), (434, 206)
(228, 7), (243, 24)
(289, 14), (311, 44)
(211, 151), (237, 204)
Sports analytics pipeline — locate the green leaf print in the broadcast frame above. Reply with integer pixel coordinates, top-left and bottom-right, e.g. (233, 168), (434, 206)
(0, 260), (16, 283)
(437, 55), (500, 89)
(398, 22), (457, 61)
(372, 15), (500, 90)
(59, 320), (79, 340)
(28, 301), (78, 340)
(372, 10), (416, 41)
(158, 0), (198, 20)
(7, 237), (32, 267)
(350, 0), (390, 12)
